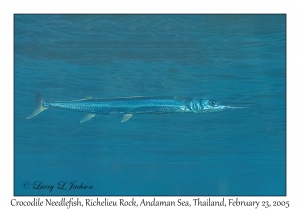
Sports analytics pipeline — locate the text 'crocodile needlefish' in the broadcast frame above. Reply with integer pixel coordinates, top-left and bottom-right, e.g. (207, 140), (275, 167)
(26, 91), (244, 123)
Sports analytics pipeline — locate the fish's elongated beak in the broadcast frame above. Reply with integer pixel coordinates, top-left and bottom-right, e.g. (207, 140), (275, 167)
(220, 102), (255, 109)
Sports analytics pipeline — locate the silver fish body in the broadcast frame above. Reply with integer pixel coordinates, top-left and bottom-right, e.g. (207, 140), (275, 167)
(26, 92), (241, 123)
(46, 97), (192, 114)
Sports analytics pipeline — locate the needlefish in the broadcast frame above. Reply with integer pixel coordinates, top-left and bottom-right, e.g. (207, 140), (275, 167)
(26, 91), (244, 123)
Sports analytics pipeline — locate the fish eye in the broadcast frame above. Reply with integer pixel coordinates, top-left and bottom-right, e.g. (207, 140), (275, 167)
(210, 101), (216, 106)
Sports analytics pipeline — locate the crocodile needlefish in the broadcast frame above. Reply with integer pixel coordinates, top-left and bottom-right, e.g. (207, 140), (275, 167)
(26, 91), (244, 123)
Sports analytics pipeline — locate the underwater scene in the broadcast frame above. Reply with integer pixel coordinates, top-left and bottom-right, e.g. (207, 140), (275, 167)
(14, 14), (286, 196)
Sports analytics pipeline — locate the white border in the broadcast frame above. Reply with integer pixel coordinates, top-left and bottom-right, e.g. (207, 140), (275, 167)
(1, 0), (298, 209)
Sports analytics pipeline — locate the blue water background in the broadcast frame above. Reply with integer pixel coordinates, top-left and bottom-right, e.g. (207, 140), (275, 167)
(14, 15), (286, 196)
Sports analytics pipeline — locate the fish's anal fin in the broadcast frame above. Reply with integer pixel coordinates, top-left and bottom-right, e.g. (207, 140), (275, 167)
(121, 114), (133, 123)
(80, 113), (96, 123)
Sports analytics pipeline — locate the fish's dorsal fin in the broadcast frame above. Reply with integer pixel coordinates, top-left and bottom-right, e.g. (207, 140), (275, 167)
(121, 114), (133, 123)
(80, 113), (96, 123)
(84, 95), (94, 100)
(79, 91), (94, 100)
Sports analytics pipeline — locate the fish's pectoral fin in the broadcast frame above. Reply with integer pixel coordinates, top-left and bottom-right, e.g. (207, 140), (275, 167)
(121, 114), (133, 123)
(80, 113), (96, 123)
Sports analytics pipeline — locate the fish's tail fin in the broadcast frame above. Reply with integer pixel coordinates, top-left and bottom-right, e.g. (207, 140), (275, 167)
(26, 91), (48, 119)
